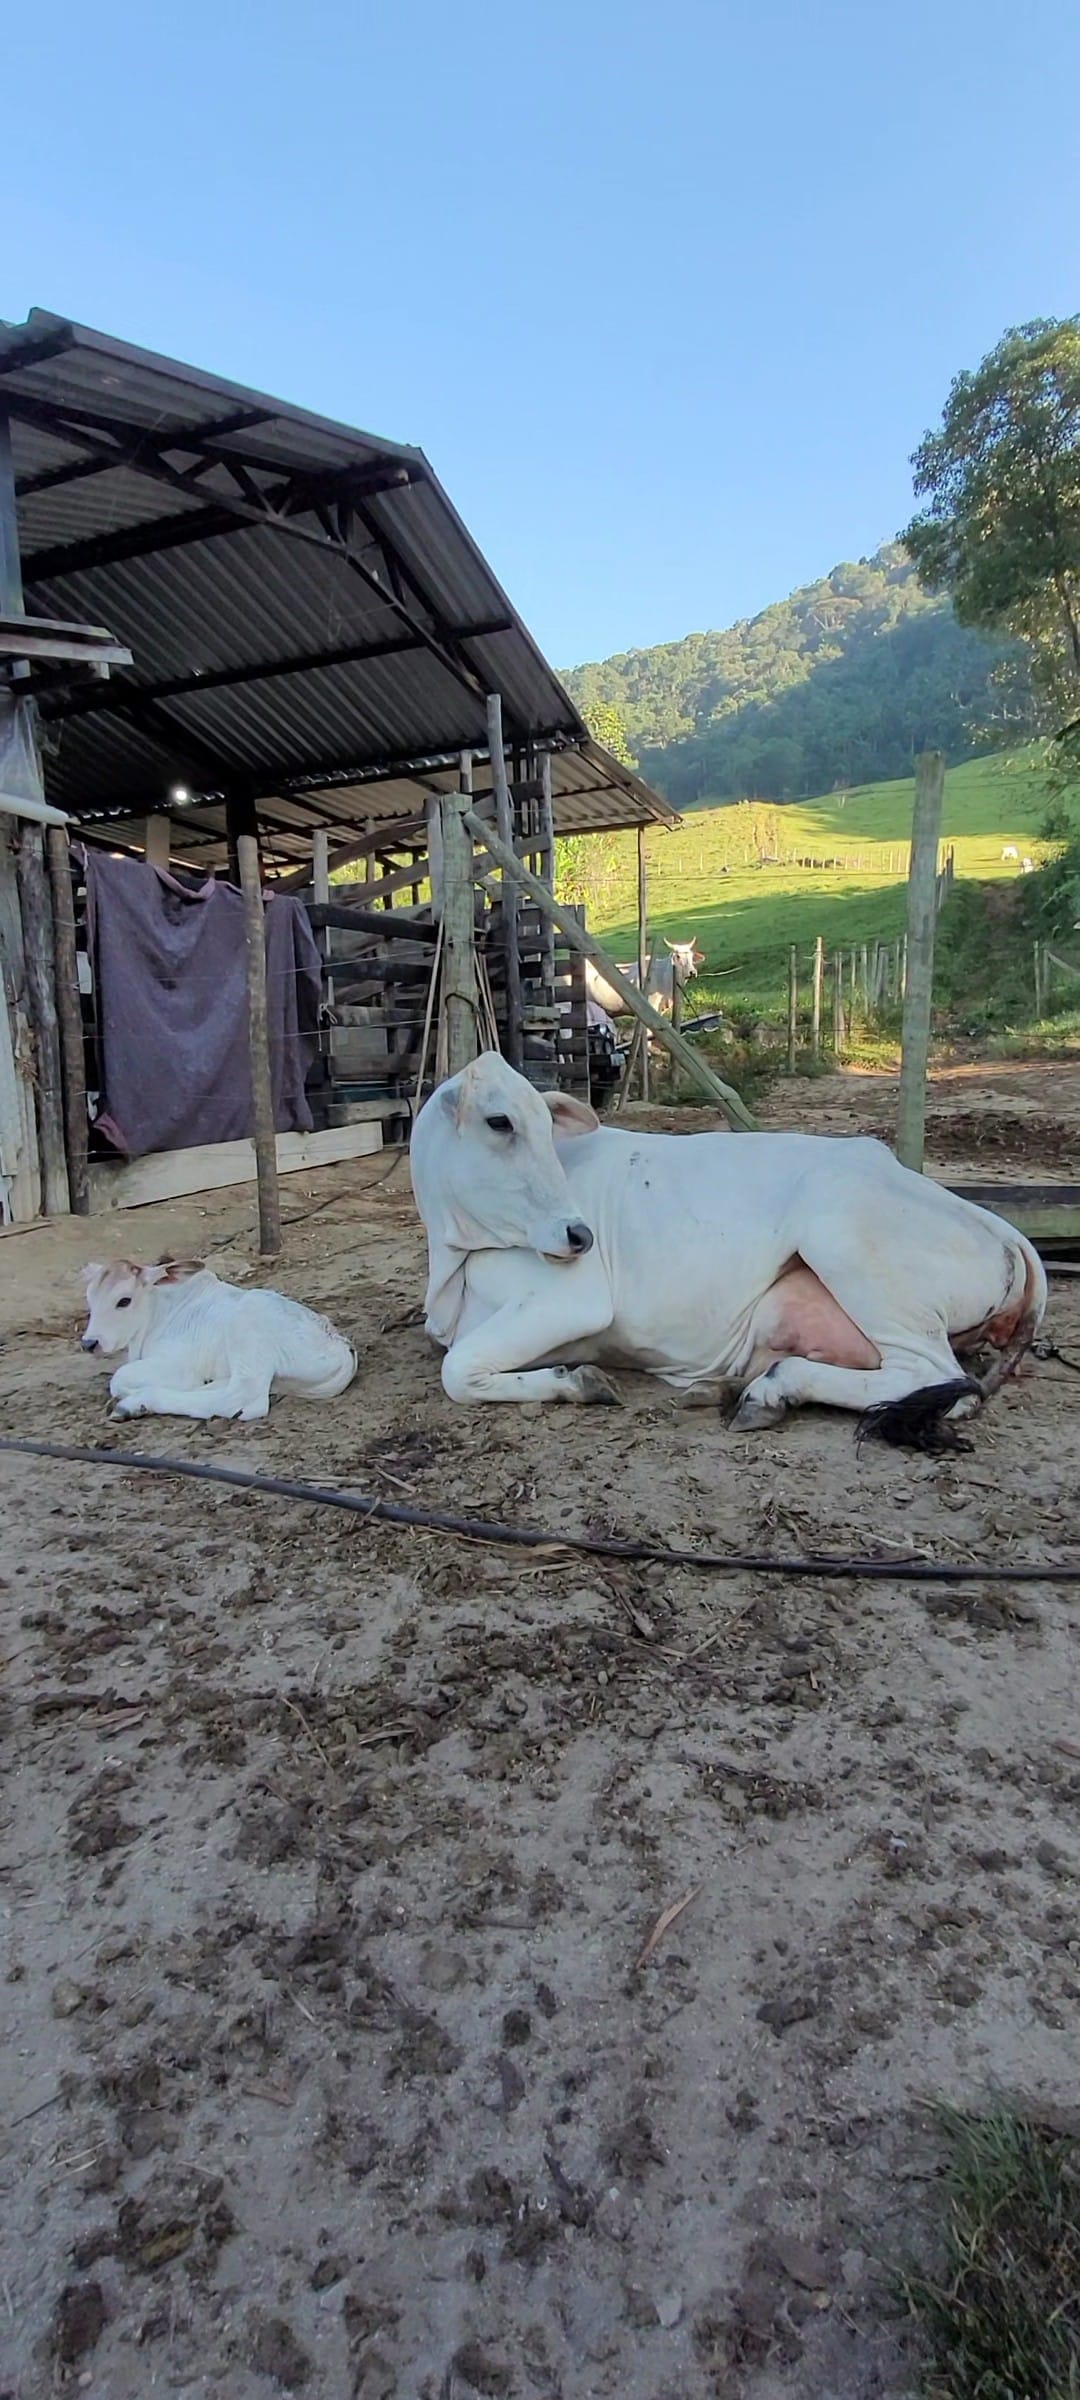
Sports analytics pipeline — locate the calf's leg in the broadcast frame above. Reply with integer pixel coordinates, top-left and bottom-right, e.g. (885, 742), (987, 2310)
(112, 1372), (272, 1422)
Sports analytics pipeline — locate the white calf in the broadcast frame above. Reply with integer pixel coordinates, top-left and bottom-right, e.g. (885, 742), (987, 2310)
(1021, 856), (1035, 873)
(80, 1258), (356, 1422)
(1001, 844), (1019, 861)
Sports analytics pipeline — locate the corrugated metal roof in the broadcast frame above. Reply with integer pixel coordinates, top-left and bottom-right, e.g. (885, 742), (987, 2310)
(1, 310), (675, 839)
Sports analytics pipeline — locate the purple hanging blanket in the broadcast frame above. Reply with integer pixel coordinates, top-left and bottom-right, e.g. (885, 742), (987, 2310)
(83, 851), (322, 1158)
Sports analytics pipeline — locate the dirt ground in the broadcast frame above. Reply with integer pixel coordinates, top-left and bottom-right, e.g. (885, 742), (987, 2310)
(2, 1056), (1079, 2400)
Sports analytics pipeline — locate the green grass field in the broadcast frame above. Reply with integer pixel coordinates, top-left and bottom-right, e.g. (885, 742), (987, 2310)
(591, 749), (1056, 1019)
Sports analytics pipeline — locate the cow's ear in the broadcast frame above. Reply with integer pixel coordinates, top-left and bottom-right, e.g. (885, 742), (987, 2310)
(140, 1261), (172, 1286)
(439, 1079), (462, 1125)
(80, 1261), (105, 1290)
(543, 1091), (599, 1140)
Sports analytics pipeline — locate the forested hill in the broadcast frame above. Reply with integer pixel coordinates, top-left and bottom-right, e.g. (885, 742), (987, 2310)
(562, 544), (1031, 805)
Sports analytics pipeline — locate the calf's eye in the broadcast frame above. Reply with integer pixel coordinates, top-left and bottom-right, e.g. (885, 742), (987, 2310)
(486, 1114), (513, 1134)
(116, 1296), (133, 1309)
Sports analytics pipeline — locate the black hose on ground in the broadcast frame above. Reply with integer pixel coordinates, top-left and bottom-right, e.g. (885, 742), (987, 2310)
(0, 1433), (1078, 1588)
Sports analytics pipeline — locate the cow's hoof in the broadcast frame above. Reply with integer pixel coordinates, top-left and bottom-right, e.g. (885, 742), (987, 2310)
(108, 1401), (142, 1422)
(731, 1386), (787, 1432)
(573, 1367), (622, 1406)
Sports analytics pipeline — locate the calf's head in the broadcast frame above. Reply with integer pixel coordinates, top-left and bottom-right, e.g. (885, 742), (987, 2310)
(80, 1256), (202, 1355)
(411, 1053), (599, 1260)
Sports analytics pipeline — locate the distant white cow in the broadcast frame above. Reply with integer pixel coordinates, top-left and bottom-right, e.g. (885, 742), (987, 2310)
(1022, 856), (1035, 873)
(80, 1258), (356, 1422)
(409, 1054), (1045, 1448)
(585, 936), (705, 1019)
(1001, 844), (1019, 861)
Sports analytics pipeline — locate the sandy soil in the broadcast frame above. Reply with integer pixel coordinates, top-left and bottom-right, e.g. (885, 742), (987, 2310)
(2, 1058), (1079, 2400)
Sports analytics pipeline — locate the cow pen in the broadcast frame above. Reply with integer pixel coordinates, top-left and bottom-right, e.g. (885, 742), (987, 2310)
(2, 314), (1080, 2400)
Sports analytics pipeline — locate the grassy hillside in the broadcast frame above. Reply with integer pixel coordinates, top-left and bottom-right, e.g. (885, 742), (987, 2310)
(563, 544), (1028, 805)
(590, 748), (1055, 1021)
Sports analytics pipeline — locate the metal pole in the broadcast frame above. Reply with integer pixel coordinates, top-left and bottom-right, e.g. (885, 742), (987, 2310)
(486, 693), (524, 1071)
(896, 752), (946, 1172)
(237, 833), (282, 1255)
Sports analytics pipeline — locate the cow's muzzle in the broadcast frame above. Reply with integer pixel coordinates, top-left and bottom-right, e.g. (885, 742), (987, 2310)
(539, 1218), (594, 1261)
(80, 1335), (100, 1353)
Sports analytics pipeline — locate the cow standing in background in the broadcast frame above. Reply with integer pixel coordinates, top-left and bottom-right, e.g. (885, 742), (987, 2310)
(585, 936), (705, 1019)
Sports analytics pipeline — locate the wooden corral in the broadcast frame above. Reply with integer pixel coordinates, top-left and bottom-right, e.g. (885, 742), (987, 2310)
(0, 312), (677, 1229)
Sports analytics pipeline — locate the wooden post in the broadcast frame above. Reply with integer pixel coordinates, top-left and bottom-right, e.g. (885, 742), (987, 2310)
(45, 824), (88, 1214)
(144, 815), (171, 872)
(786, 945), (797, 1073)
(832, 953), (844, 1052)
(1034, 941), (1044, 1019)
(896, 751), (946, 1173)
(439, 794), (479, 1078)
(16, 826), (69, 1214)
(811, 935), (823, 1058)
(859, 943), (869, 1012)
(636, 826), (650, 1103)
(462, 807), (756, 1128)
(237, 833), (281, 1256)
(538, 750), (556, 1002)
(486, 693), (524, 1071)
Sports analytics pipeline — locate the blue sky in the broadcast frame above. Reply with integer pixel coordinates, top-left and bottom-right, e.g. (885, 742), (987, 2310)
(7, 0), (1079, 669)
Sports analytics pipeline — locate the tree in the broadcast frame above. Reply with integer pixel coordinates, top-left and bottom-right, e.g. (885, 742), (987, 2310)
(902, 319), (1080, 728)
(579, 697), (635, 767)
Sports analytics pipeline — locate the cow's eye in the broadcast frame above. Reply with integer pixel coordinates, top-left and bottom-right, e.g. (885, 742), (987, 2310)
(116, 1296), (133, 1309)
(486, 1113), (513, 1134)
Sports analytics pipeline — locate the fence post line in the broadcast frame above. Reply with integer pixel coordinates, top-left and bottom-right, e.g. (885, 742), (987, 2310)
(787, 945), (797, 1073)
(896, 751), (946, 1173)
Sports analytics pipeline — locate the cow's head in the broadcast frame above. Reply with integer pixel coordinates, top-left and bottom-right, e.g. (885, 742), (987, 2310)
(663, 936), (705, 981)
(79, 1256), (203, 1355)
(411, 1053), (599, 1265)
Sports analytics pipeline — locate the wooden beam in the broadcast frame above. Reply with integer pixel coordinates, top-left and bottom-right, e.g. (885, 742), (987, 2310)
(237, 833), (281, 1256)
(636, 826), (650, 1104)
(16, 824), (69, 1214)
(896, 752), (946, 1172)
(86, 1121), (381, 1213)
(45, 824), (89, 1214)
(487, 693), (524, 1072)
(462, 808), (755, 1129)
(307, 900), (438, 944)
(439, 793), (478, 1077)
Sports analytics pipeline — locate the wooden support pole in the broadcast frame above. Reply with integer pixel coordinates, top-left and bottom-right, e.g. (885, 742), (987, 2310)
(16, 824), (69, 1214)
(237, 833), (281, 1256)
(811, 935), (823, 1058)
(539, 749), (556, 1004)
(439, 794), (479, 1078)
(144, 815), (171, 872)
(896, 751), (946, 1173)
(45, 824), (88, 1214)
(636, 826), (650, 1102)
(486, 693), (524, 1071)
(832, 952), (844, 1053)
(462, 807), (756, 1128)
(859, 942), (869, 1012)
(1034, 940), (1044, 1020)
(786, 945), (798, 1073)
(312, 828), (334, 1024)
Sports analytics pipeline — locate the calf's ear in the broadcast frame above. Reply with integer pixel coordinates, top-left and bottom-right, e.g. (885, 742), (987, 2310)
(80, 1261), (106, 1290)
(543, 1091), (599, 1139)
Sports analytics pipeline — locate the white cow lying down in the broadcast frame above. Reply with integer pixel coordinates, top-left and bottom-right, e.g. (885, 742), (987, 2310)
(80, 1258), (356, 1422)
(409, 1055), (1045, 1447)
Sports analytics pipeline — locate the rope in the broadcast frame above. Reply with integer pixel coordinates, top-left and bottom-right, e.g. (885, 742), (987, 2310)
(1, 1434), (1078, 1587)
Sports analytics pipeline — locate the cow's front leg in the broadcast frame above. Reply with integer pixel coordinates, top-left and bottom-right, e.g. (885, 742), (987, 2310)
(440, 1275), (616, 1406)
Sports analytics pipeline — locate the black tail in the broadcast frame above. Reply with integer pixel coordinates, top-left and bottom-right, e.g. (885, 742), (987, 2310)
(856, 1376), (982, 1456)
